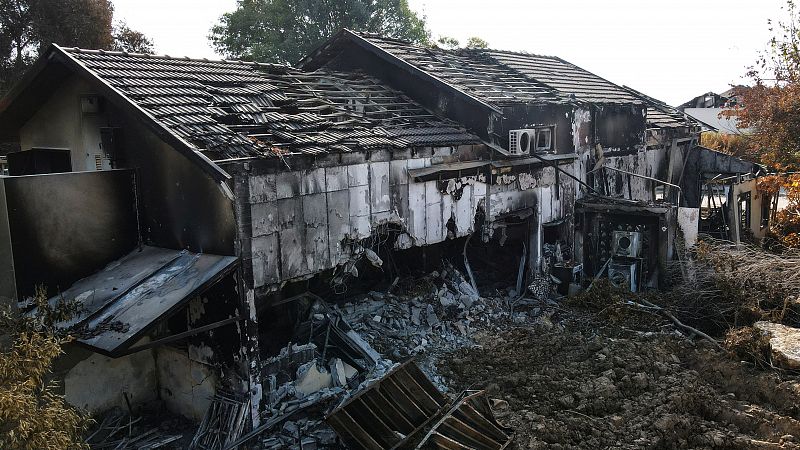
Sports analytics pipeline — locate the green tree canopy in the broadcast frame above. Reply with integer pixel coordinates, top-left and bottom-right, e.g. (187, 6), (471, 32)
(112, 21), (154, 53)
(210, 0), (429, 65)
(435, 35), (489, 50)
(0, 0), (152, 95)
(464, 36), (489, 49)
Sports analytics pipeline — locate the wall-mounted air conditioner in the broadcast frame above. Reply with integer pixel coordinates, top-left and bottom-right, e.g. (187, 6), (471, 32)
(612, 231), (642, 257)
(508, 129), (535, 156)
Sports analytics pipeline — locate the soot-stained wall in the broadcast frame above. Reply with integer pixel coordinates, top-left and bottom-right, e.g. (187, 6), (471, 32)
(594, 105), (647, 152)
(225, 144), (584, 293)
(2, 170), (139, 299)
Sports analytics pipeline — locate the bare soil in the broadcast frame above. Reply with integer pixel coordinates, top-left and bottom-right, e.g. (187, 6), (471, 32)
(436, 308), (800, 449)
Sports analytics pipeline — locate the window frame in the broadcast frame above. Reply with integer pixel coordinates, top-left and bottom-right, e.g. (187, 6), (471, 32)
(533, 125), (556, 153)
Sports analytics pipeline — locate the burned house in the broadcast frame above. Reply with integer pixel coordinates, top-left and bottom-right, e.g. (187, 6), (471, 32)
(0, 30), (761, 434)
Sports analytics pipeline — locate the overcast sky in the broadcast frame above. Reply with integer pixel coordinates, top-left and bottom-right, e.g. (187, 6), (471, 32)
(112, 0), (787, 106)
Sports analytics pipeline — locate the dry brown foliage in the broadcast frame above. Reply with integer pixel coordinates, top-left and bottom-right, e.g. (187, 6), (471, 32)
(0, 287), (91, 450)
(671, 239), (800, 331)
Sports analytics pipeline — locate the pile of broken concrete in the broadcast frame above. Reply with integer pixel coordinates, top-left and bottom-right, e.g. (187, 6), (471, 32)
(255, 263), (534, 448)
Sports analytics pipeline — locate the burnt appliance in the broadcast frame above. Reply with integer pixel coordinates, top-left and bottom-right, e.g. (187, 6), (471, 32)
(608, 258), (641, 292)
(612, 231), (642, 258)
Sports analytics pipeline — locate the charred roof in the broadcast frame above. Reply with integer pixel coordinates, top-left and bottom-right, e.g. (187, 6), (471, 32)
(0, 45), (481, 168)
(301, 30), (644, 107)
(621, 85), (697, 130)
(65, 48), (480, 160)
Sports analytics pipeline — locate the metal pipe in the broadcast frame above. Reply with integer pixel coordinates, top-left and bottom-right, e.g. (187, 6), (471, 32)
(599, 165), (683, 207)
(527, 152), (603, 196)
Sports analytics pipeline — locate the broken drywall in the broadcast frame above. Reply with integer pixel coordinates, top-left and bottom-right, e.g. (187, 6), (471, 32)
(156, 346), (217, 421)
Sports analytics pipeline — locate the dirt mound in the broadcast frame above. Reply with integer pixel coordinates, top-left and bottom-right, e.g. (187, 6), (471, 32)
(438, 322), (800, 449)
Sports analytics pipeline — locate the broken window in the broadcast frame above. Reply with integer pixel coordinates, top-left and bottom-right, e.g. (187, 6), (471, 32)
(535, 127), (553, 152)
(761, 193), (771, 229)
(654, 185), (665, 202)
(738, 191), (751, 230)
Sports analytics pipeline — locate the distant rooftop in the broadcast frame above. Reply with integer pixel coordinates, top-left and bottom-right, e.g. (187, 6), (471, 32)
(684, 108), (750, 134)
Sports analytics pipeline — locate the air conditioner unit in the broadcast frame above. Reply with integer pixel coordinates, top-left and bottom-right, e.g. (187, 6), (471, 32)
(508, 129), (535, 156)
(608, 260), (640, 292)
(612, 231), (642, 257)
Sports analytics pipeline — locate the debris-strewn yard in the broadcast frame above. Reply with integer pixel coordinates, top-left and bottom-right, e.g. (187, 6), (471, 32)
(439, 317), (800, 449)
(80, 240), (800, 449)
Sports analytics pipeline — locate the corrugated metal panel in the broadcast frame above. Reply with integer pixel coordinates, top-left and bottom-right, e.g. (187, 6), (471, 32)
(415, 390), (512, 450)
(326, 360), (449, 450)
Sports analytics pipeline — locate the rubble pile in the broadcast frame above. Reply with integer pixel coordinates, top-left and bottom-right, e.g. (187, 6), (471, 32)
(252, 263), (539, 448)
(332, 262), (532, 387)
(260, 417), (337, 450)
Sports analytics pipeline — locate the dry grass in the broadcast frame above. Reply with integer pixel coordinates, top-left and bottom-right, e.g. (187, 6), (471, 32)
(668, 238), (800, 331)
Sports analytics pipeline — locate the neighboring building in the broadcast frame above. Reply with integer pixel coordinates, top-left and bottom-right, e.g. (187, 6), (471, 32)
(0, 33), (760, 423)
(678, 88), (741, 110)
(683, 107), (751, 134)
(679, 87), (750, 134)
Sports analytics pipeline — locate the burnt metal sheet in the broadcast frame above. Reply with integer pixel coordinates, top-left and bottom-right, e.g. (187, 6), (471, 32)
(326, 360), (449, 450)
(49, 245), (237, 356)
(53, 246), (182, 328)
(490, 153), (576, 169)
(415, 390), (513, 450)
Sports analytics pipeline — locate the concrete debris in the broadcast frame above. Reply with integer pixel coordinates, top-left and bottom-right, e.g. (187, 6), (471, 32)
(754, 321), (800, 370)
(252, 262), (553, 448)
(260, 417), (340, 450)
(329, 358), (347, 387)
(295, 362), (333, 397)
(363, 248), (383, 268)
(262, 343), (317, 377)
(332, 261), (551, 390)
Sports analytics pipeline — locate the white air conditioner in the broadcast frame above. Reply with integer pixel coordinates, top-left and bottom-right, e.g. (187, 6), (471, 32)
(508, 129), (536, 156)
(608, 260), (640, 292)
(612, 231), (642, 257)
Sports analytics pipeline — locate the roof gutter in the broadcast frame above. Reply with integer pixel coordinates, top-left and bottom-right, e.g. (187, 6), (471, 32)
(53, 45), (231, 183)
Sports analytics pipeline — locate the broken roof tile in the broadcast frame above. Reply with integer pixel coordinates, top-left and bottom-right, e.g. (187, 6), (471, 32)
(65, 49), (481, 160)
(320, 32), (643, 107)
